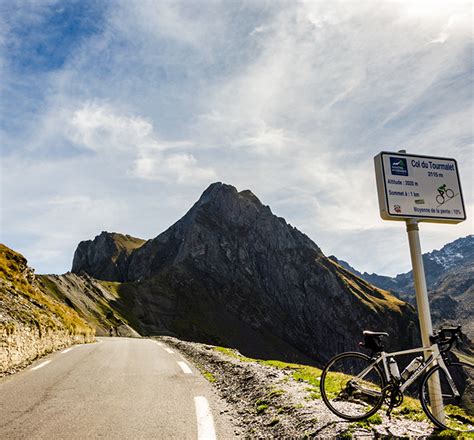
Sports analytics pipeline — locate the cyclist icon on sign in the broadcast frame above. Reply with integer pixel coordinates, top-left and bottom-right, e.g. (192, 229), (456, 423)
(436, 184), (454, 205)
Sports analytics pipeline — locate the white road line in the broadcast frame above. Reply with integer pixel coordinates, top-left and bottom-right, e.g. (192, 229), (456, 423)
(177, 361), (193, 374)
(31, 360), (51, 371)
(194, 396), (216, 440)
(165, 348), (174, 354)
(61, 347), (74, 354)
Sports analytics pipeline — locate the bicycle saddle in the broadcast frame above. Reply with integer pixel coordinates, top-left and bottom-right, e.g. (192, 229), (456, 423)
(363, 331), (389, 337)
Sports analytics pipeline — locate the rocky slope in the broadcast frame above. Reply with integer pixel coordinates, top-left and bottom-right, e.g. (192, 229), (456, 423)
(332, 235), (473, 338)
(72, 232), (145, 281)
(72, 183), (419, 364)
(328, 256), (401, 294)
(39, 273), (140, 337)
(0, 244), (94, 375)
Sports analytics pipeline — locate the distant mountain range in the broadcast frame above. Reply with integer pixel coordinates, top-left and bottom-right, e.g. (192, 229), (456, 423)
(67, 182), (418, 364)
(330, 234), (473, 338)
(4, 182), (471, 369)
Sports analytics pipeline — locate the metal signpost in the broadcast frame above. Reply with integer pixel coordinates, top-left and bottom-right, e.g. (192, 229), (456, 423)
(374, 151), (466, 422)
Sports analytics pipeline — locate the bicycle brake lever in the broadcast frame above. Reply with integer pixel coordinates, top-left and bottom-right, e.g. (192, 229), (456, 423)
(455, 334), (462, 347)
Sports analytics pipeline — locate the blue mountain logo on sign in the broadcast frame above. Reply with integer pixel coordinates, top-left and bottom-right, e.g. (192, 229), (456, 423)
(390, 157), (408, 176)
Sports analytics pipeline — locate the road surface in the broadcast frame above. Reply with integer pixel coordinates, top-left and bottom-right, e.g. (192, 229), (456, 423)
(0, 337), (236, 439)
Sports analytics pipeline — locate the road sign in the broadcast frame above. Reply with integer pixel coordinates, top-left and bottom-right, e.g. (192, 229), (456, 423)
(374, 151), (466, 223)
(374, 150), (467, 423)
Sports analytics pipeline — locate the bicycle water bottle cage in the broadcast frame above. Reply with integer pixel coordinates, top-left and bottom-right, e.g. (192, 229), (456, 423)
(360, 330), (389, 353)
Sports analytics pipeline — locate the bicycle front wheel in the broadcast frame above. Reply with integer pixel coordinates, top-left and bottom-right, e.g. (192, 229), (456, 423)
(420, 362), (474, 433)
(320, 352), (385, 420)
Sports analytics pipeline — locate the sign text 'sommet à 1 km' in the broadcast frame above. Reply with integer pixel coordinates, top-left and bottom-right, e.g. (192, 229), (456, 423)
(374, 152), (466, 224)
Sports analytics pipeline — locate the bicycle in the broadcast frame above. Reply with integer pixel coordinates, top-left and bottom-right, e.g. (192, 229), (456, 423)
(436, 185), (454, 205)
(319, 326), (473, 433)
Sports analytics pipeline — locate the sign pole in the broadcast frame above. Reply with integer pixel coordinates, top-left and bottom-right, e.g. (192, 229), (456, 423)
(405, 219), (433, 344)
(405, 218), (445, 421)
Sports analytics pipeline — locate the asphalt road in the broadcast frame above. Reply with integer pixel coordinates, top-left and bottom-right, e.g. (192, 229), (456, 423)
(0, 338), (236, 439)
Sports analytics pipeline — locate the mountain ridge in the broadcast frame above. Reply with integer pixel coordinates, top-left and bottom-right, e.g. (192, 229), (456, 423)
(331, 234), (473, 338)
(70, 182), (419, 364)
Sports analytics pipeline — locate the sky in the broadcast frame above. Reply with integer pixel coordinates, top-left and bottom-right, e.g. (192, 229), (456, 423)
(1, 0), (472, 276)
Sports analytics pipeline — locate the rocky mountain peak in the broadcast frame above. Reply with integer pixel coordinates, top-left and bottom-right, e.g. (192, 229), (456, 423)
(189, 182), (269, 225)
(126, 183), (322, 281)
(196, 182), (263, 206)
(425, 234), (473, 271)
(72, 231), (145, 281)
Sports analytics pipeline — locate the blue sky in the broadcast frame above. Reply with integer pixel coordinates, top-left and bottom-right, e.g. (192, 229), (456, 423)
(1, 0), (472, 276)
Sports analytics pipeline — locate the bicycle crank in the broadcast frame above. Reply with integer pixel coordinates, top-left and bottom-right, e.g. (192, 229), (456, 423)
(383, 385), (403, 417)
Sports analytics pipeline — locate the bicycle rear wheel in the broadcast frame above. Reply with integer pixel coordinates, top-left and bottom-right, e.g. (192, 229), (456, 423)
(320, 352), (385, 420)
(420, 362), (474, 433)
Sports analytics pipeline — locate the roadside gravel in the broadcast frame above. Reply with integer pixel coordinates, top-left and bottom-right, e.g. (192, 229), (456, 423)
(160, 337), (436, 439)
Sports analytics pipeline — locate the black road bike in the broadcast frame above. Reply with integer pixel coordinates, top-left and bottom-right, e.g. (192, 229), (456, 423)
(320, 327), (473, 433)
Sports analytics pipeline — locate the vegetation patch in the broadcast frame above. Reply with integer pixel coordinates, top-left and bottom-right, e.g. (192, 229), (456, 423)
(214, 346), (253, 361)
(428, 429), (474, 439)
(0, 244), (93, 338)
(98, 281), (121, 298)
(327, 258), (405, 314)
(337, 428), (355, 439)
(367, 413), (383, 425)
(201, 370), (216, 383)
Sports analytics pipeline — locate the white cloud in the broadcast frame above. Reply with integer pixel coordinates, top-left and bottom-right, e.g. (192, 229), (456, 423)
(63, 101), (216, 184)
(2, 0), (472, 276)
(69, 102), (154, 152)
(130, 151), (216, 183)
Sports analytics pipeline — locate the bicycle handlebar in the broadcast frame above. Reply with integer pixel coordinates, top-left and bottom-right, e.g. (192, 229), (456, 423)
(430, 325), (462, 352)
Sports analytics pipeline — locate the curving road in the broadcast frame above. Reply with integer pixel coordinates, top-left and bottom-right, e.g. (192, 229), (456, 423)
(0, 338), (235, 439)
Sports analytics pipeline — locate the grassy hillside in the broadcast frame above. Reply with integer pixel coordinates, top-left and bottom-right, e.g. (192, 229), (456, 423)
(328, 258), (408, 314)
(39, 274), (140, 337)
(0, 244), (93, 339)
(109, 233), (146, 256)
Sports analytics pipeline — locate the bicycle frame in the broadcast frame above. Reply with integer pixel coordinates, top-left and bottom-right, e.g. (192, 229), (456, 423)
(355, 344), (460, 396)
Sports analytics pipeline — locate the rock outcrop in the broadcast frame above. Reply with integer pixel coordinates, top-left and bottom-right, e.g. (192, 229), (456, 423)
(72, 232), (145, 281)
(0, 244), (94, 375)
(72, 183), (419, 364)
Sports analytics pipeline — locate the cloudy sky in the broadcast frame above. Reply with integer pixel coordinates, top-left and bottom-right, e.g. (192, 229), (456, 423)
(1, 0), (472, 276)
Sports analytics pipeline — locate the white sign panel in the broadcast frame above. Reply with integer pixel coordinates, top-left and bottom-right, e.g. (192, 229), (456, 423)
(374, 152), (466, 223)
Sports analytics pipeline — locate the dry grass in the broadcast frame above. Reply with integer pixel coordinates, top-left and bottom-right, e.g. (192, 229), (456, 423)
(328, 259), (405, 313)
(0, 244), (94, 338)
